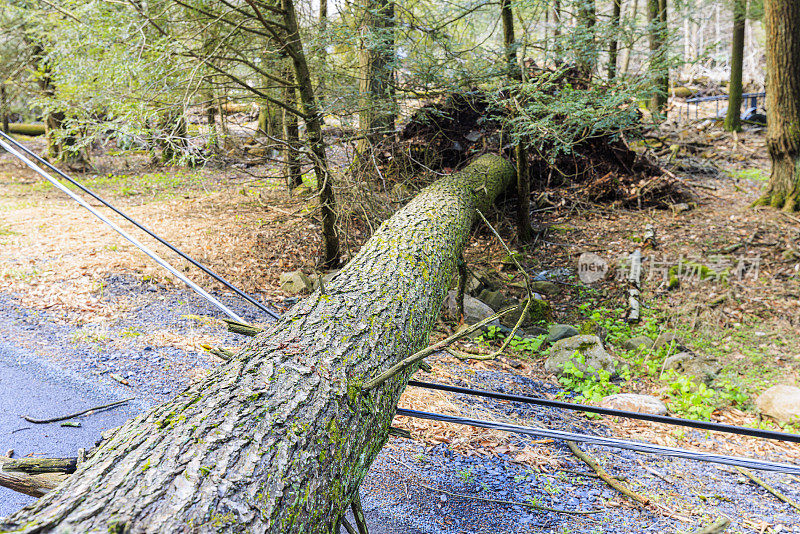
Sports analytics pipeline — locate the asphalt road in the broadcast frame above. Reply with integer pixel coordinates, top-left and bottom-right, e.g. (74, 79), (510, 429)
(0, 341), (145, 518)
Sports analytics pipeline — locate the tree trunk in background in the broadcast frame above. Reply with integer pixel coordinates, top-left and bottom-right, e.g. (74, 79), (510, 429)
(576, 0), (597, 78)
(357, 0), (395, 151)
(283, 67), (303, 191)
(757, 0), (800, 212)
(500, 0), (532, 241)
(205, 90), (218, 149)
(551, 0), (562, 64)
(500, 0), (519, 79)
(608, 0), (621, 79)
(724, 0), (747, 132)
(0, 155), (514, 533)
(317, 0), (329, 107)
(647, 0), (668, 116)
(1, 84), (8, 134)
(621, 0), (638, 74)
(280, 0), (340, 268)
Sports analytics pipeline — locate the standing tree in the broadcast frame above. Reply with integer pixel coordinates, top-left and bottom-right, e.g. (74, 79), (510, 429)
(724, 0), (747, 132)
(358, 0), (396, 151)
(757, 0), (800, 211)
(608, 0), (622, 79)
(576, 0), (598, 78)
(647, 0), (668, 116)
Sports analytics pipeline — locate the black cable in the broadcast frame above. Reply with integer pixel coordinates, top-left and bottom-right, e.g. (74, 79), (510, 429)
(396, 408), (800, 474)
(0, 130), (280, 321)
(408, 380), (800, 444)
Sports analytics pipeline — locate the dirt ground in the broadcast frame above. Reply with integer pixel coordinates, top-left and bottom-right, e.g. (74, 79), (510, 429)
(1, 119), (799, 532)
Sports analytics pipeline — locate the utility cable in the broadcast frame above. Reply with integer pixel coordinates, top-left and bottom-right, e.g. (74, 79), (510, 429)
(407, 380), (800, 444)
(396, 408), (800, 475)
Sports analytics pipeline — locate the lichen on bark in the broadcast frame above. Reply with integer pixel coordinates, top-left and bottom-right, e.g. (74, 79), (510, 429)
(0, 154), (514, 534)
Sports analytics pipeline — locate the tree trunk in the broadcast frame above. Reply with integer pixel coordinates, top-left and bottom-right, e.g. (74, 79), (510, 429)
(647, 0), (668, 116)
(280, 0), (340, 268)
(357, 0), (395, 151)
(621, 0), (638, 74)
(500, 0), (532, 241)
(1, 83), (8, 134)
(500, 0), (519, 80)
(724, 0), (747, 132)
(757, 0), (800, 212)
(283, 67), (302, 191)
(608, 0), (621, 80)
(576, 0), (597, 78)
(551, 0), (562, 64)
(0, 154), (514, 533)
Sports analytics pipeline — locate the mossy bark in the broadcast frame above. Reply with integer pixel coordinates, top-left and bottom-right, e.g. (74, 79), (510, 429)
(756, 0), (800, 212)
(723, 0), (746, 132)
(647, 0), (668, 117)
(0, 154), (514, 533)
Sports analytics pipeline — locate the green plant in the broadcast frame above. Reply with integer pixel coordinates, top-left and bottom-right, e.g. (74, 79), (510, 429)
(557, 351), (622, 405)
(663, 371), (716, 421)
(458, 468), (475, 484)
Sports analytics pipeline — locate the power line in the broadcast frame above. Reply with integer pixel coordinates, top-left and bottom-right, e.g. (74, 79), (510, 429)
(407, 380), (800, 444)
(0, 131), (280, 321)
(396, 408), (800, 474)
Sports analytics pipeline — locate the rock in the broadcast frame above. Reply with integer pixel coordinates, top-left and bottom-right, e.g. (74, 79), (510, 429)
(756, 385), (800, 424)
(662, 352), (722, 383)
(499, 297), (551, 328)
(279, 271), (313, 294)
(478, 289), (515, 312)
(547, 324), (579, 343)
(544, 335), (618, 377)
(530, 280), (559, 296)
(623, 335), (654, 351)
(443, 290), (498, 325)
(600, 393), (668, 415)
(654, 332), (686, 350)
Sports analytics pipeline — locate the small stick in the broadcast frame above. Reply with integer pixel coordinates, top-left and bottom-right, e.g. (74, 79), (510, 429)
(350, 492), (369, 534)
(23, 397), (135, 424)
(446, 348), (495, 361)
(566, 441), (649, 506)
(736, 467), (800, 512)
(475, 209), (535, 356)
(362, 306), (518, 391)
(416, 480), (601, 515)
(339, 517), (358, 534)
(222, 318), (263, 337)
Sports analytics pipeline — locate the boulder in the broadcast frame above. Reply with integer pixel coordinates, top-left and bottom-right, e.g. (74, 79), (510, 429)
(547, 324), (579, 343)
(663, 351), (721, 383)
(544, 335), (618, 377)
(499, 297), (551, 328)
(654, 332), (686, 350)
(478, 289), (515, 312)
(279, 271), (314, 294)
(529, 281), (559, 296)
(756, 385), (800, 424)
(600, 393), (668, 415)
(623, 335), (655, 352)
(443, 290), (498, 325)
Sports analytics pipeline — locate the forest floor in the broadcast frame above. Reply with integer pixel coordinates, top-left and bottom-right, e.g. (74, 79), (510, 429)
(0, 117), (798, 533)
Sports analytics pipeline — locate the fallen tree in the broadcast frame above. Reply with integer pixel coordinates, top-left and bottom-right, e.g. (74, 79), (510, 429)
(0, 154), (515, 533)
